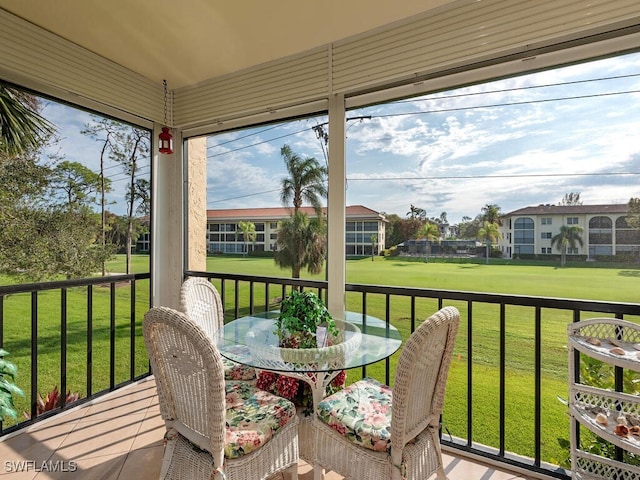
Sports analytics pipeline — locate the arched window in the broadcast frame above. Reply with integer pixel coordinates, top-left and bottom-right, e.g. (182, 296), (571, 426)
(588, 216), (612, 246)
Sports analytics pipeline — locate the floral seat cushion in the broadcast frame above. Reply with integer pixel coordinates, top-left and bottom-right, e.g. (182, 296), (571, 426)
(317, 376), (392, 452)
(223, 345), (257, 381)
(224, 381), (297, 458)
(223, 358), (256, 381)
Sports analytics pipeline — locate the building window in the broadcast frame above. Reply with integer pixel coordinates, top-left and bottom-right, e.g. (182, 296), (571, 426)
(567, 247), (579, 255)
(513, 217), (535, 255)
(567, 217), (579, 225)
(541, 232), (552, 239)
(255, 223), (265, 231)
(269, 222), (278, 229)
(541, 217), (552, 225)
(541, 247), (552, 254)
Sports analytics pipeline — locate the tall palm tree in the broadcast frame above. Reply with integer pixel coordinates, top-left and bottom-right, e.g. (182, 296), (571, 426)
(0, 85), (55, 159)
(481, 203), (502, 225)
(279, 144), (327, 215)
(274, 212), (325, 278)
(238, 221), (256, 257)
(551, 225), (584, 267)
(417, 222), (440, 263)
(477, 221), (502, 264)
(277, 145), (328, 279)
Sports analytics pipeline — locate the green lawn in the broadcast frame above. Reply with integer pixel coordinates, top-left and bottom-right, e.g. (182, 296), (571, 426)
(3, 253), (639, 466)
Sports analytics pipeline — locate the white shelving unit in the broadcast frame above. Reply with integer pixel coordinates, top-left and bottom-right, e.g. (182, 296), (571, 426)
(568, 318), (640, 480)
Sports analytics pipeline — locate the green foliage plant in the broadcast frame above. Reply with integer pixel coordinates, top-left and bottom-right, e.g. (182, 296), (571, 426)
(275, 290), (337, 349)
(0, 349), (24, 421)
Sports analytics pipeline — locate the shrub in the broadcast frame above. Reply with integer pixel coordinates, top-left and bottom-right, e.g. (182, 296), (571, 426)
(0, 349), (24, 421)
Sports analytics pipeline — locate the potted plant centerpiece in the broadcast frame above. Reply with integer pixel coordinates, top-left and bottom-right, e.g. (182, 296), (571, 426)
(257, 290), (346, 416)
(274, 290), (338, 349)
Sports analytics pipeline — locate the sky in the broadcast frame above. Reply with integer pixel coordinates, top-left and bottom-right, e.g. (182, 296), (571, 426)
(39, 50), (640, 224)
(206, 51), (640, 224)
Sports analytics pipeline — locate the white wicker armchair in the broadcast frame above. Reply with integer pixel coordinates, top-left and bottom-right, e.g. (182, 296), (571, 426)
(179, 277), (256, 382)
(143, 306), (299, 480)
(312, 306), (460, 480)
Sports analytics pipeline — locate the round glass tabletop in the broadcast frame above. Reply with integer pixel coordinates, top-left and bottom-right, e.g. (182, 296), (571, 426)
(215, 311), (402, 373)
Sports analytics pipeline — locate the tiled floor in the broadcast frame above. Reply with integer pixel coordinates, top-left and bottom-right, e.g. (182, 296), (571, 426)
(0, 377), (533, 479)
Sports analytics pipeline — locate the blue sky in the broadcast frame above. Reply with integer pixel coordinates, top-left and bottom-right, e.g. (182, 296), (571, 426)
(41, 51), (640, 223)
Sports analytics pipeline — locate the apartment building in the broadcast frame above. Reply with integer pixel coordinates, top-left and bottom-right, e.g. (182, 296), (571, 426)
(207, 205), (386, 257)
(499, 204), (640, 259)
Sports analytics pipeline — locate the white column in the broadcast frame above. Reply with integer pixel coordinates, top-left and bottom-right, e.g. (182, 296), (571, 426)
(327, 94), (346, 316)
(151, 125), (184, 309)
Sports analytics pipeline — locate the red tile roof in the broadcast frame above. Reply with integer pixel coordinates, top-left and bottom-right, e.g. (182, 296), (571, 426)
(503, 204), (629, 216)
(206, 205), (383, 219)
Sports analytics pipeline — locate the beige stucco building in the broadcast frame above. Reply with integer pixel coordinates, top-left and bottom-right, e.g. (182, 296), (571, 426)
(207, 205), (386, 256)
(499, 204), (640, 260)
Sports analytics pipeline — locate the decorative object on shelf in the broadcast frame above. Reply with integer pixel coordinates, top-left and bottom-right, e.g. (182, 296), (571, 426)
(568, 318), (640, 479)
(0, 349), (24, 421)
(158, 79), (173, 154)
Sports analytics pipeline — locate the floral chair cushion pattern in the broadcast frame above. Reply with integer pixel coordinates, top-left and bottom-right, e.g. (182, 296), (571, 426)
(224, 381), (297, 458)
(223, 358), (257, 381)
(222, 345), (257, 381)
(316, 376), (392, 452)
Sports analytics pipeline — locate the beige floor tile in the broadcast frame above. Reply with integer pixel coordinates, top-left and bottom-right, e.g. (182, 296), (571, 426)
(53, 413), (146, 461)
(80, 382), (156, 423)
(34, 453), (126, 480)
(129, 405), (165, 451)
(0, 417), (80, 472)
(117, 445), (163, 479)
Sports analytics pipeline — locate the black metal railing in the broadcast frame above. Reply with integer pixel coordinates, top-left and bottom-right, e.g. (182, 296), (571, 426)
(0, 273), (151, 436)
(3, 269), (640, 479)
(185, 270), (640, 479)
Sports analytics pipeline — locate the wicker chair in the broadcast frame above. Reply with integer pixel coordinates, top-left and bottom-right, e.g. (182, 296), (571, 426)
(179, 276), (256, 382)
(179, 277), (224, 338)
(312, 306), (460, 480)
(143, 306), (299, 480)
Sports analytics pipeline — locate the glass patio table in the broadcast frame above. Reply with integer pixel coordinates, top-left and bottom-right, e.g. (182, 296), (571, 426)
(215, 310), (402, 411)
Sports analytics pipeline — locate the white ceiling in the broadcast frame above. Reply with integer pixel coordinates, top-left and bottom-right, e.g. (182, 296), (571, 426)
(0, 0), (454, 89)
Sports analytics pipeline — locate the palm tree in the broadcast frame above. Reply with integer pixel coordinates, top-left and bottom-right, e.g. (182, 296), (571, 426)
(551, 225), (584, 267)
(0, 85), (55, 159)
(279, 144), (327, 215)
(406, 204), (426, 220)
(417, 222), (440, 263)
(274, 212), (325, 278)
(477, 221), (502, 264)
(481, 204), (502, 225)
(370, 234), (377, 261)
(276, 144), (328, 279)
(238, 221), (257, 257)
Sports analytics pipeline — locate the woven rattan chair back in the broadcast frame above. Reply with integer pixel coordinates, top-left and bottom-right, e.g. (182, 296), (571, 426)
(180, 277), (224, 338)
(312, 306), (459, 480)
(143, 306), (299, 480)
(390, 305), (460, 475)
(143, 306), (227, 470)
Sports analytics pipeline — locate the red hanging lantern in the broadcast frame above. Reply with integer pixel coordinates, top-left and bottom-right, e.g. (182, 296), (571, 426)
(159, 79), (173, 154)
(159, 126), (173, 154)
